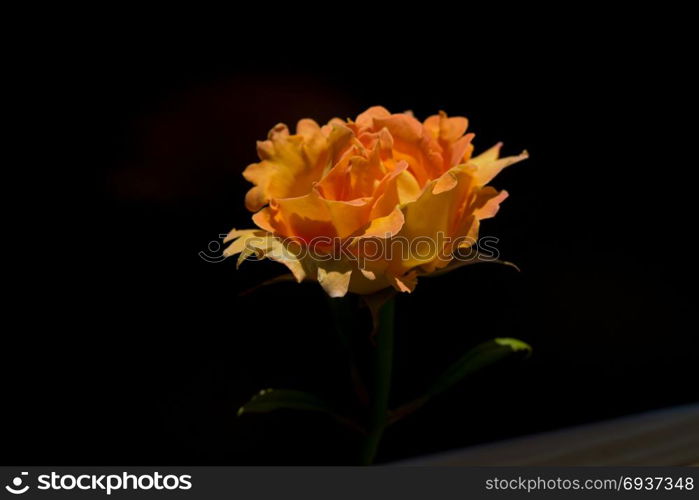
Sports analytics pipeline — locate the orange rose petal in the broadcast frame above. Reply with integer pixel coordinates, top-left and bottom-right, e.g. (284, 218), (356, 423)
(373, 113), (423, 142)
(355, 106), (391, 127)
(368, 161), (407, 219)
(271, 191), (336, 240)
(317, 144), (384, 201)
(391, 164), (477, 273)
(449, 133), (475, 167)
(432, 170), (459, 195)
(251, 207), (277, 233)
(224, 230), (308, 283)
(317, 262), (353, 298)
(353, 206), (405, 241)
(470, 146), (529, 186)
(323, 196), (373, 239)
(440, 115), (469, 143)
(424, 112), (468, 143)
(265, 187), (374, 241)
(359, 267), (376, 280)
(473, 187), (509, 220)
(471, 141), (503, 163)
(390, 271), (418, 293)
(296, 118), (321, 137)
(242, 125), (320, 211)
(395, 169), (422, 204)
(223, 228), (255, 244)
(423, 114), (441, 139)
(243, 122), (354, 212)
(264, 239), (308, 283)
(322, 123), (354, 175)
(222, 229), (267, 256)
(315, 158), (353, 200)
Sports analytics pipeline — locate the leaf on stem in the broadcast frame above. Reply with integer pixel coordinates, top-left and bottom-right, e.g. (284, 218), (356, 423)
(238, 273), (298, 297)
(423, 253), (520, 279)
(388, 338), (531, 425)
(238, 388), (365, 434)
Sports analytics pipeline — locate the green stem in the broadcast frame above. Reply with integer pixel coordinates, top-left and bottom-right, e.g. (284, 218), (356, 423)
(360, 297), (395, 465)
(327, 296), (369, 407)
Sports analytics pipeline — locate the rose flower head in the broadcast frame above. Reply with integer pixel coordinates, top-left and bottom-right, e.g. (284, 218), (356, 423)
(225, 106), (527, 297)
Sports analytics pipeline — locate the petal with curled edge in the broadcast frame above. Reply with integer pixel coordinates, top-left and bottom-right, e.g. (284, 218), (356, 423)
(423, 112), (474, 168)
(470, 143), (528, 187)
(384, 162), (488, 277)
(223, 229), (308, 283)
(243, 122), (353, 211)
(394, 164), (476, 270)
(323, 196), (374, 239)
(472, 187), (509, 220)
(449, 133), (475, 167)
(432, 169), (459, 195)
(251, 207), (277, 233)
(223, 229), (269, 256)
(355, 106), (391, 128)
(316, 140), (384, 201)
(259, 189), (373, 241)
(423, 112), (468, 143)
(368, 161), (408, 219)
(296, 118), (321, 138)
(390, 271), (418, 293)
(372, 113), (444, 186)
(316, 260), (354, 298)
(395, 169), (422, 204)
(353, 206), (405, 242)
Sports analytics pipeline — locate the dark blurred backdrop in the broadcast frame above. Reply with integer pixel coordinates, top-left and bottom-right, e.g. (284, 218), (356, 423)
(4, 14), (696, 464)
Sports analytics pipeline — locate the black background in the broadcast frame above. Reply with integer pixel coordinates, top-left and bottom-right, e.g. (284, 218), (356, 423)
(4, 12), (697, 465)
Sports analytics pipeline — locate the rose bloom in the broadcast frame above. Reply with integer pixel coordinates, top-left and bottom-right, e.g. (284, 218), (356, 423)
(225, 106), (527, 297)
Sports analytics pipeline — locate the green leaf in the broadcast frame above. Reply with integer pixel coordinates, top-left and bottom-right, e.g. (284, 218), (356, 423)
(426, 338), (531, 397)
(389, 338), (531, 425)
(238, 389), (331, 416)
(422, 253), (520, 279)
(238, 389), (365, 434)
(238, 274), (297, 297)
